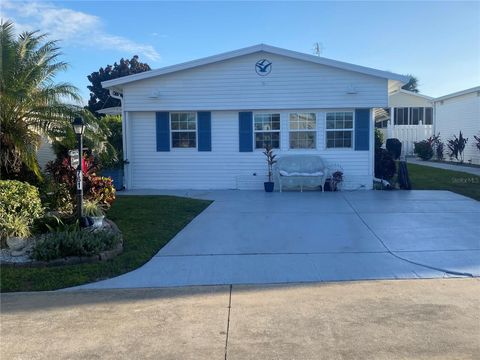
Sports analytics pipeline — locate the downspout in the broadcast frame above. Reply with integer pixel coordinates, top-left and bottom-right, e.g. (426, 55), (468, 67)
(109, 88), (128, 189)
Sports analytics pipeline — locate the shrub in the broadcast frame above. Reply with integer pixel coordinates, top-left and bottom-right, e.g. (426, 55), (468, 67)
(0, 180), (43, 226)
(0, 215), (31, 239)
(45, 156), (115, 209)
(474, 134), (480, 152)
(375, 129), (384, 149)
(83, 200), (104, 217)
(374, 148), (396, 180)
(447, 131), (468, 162)
(426, 133), (444, 161)
(40, 178), (75, 214)
(87, 176), (115, 207)
(386, 138), (402, 160)
(32, 229), (120, 261)
(436, 142), (444, 161)
(414, 140), (434, 160)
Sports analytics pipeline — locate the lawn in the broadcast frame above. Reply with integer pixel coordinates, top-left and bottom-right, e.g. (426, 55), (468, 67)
(0, 196), (211, 292)
(408, 163), (480, 201)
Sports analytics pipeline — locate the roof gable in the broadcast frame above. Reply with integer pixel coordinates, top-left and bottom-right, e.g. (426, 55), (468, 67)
(102, 44), (409, 89)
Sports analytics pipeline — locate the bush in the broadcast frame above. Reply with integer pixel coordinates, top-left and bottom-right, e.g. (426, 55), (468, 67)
(414, 140), (434, 160)
(374, 148), (396, 180)
(40, 178), (75, 214)
(0, 215), (31, 239)
(386, 138), (402, 160)
(45, 156), (115, 209)
(436, 142), (444, 161)
(0, 180), (43, 226)
(447, 131), (468, 162)
(32, 229), (120, 261)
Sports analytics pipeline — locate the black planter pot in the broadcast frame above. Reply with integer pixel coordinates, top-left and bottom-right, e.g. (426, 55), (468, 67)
(264, 182), (274, 192)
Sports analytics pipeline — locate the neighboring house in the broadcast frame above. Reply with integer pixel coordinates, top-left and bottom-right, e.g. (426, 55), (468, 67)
(101, 44), (408, 190)
(433, 86), (480, 165)
(36, 136), (56, 169)
(375, 89), (434, 155)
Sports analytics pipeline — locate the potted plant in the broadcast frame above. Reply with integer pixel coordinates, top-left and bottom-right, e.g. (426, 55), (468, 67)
(1, 216), (31, 255)
(330, 170), (344, 191)
(83, 200), (105, 228)
(263, 144), (277, 192)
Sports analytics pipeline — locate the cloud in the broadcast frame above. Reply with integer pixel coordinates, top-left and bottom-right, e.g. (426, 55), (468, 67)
(0, 1), (161, 62)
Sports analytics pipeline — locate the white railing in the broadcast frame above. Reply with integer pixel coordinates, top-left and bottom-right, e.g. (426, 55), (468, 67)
(385, 125), (433, 155)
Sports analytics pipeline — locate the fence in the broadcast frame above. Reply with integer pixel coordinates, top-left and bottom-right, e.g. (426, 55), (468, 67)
(381, 125), (433, 155)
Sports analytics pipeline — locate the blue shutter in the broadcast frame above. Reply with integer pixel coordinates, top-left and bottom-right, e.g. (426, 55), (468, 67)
(156, 112), (170, 152)
(355, 109), (370, 151)
(197, 111), (212, 151)
(239, 112), (253, 152)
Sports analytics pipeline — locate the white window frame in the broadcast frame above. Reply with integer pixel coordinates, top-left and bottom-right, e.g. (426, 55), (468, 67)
(253, 112), (281, 150)
(170, 112), (197, 149)
(325, 111), (355, 150)
(288, 112), (317, 150)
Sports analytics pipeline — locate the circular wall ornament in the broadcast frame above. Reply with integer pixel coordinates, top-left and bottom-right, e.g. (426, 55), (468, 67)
(255, 59), (272, 76)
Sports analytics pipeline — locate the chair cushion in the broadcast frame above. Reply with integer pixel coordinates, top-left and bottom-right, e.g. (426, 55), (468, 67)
(279, 170), (324, 177)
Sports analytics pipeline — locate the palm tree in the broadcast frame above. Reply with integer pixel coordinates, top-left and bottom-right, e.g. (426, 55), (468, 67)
(401, 75), (419, 93)
(0, 20), (83, 179)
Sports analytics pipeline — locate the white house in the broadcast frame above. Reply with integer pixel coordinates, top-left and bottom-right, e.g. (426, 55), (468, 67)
(375, 89), (434, 155)
(101, 44), (408, 190)
(433, 86), (480, 164)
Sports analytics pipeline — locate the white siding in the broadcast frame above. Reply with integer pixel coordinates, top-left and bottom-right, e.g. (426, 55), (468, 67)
(435, 92), (480, 164)
(36, 136), (56, 169)
(127, 111), (372, 190)
(122, 51), (388, 111)
(388, 92), (433, 108)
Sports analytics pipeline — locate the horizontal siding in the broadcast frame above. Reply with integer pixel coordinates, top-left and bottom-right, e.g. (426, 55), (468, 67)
(435, 92), (480, 164)
(388, 92), (433, 107)
(36, 137), (56, 169)
(123, 51), (388, 111)
(128, 111), (372, 190)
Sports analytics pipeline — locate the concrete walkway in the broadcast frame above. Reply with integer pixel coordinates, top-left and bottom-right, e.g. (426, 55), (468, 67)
(78, 190), (480, 290)
(408, 158), (480, 176)
(2, 279), (479, 359)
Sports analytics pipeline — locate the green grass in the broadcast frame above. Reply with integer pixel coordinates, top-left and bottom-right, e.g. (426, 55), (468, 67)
(408, 163), (480, 201)
(0, 196), (211, 292)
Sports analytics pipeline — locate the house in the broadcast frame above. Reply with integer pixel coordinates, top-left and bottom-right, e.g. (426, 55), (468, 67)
(375, 89), (434, 155)
(101, 44), (409, 190)
(433, 86), (480, 164)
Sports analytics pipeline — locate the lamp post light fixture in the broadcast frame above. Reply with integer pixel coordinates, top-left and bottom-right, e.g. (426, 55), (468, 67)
(72, 116), (86, 225)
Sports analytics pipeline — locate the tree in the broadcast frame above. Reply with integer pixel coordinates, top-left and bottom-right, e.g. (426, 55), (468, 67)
(0, 20), (83, 179)
(87, 56), (151, 115)
(402, 74), (419, 93)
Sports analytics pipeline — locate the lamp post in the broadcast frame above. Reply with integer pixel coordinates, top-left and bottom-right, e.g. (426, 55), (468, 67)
(72, 117), (85, 225)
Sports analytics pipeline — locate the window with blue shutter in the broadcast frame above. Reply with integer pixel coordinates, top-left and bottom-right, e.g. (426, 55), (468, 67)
(156, 112), (170, 151)
(355, 108), (370, 151)
(197, 111), (211, 151)
(239, 112), (253, 152)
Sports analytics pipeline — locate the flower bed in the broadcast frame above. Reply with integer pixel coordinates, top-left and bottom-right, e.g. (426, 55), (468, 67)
(0, 219), (123, 268)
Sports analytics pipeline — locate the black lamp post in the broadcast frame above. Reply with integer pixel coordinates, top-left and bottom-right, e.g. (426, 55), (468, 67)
(72, 117), (85, 225)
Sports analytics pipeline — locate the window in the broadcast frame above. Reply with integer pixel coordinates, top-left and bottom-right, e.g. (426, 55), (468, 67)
(394, 108), (408, 125)
(409, 107), (424, 125)
(326, 112), (353, 149)
(425, 107), (433, 125)
(289, 113), (316, 149)
(254, 113), (280, 149)
(171, 112), (196, 148)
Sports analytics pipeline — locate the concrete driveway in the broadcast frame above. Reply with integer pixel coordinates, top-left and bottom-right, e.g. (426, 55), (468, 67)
(79, 190), (480, 289)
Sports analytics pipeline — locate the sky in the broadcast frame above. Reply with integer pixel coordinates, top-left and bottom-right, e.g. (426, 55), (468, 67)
(2, 0), (479, 103)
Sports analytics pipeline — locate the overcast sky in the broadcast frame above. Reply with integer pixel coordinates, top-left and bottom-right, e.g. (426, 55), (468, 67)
(2, 1), (479, 102)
